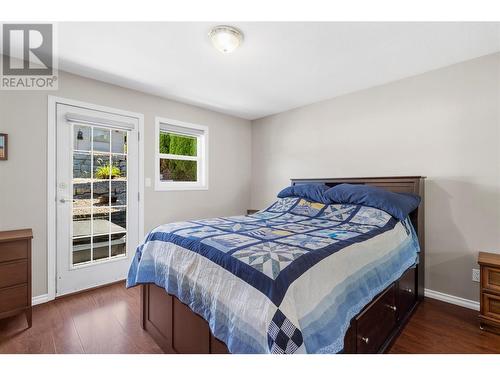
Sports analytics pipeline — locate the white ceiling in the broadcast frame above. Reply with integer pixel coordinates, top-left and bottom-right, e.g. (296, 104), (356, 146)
(55, 22), (500, 120)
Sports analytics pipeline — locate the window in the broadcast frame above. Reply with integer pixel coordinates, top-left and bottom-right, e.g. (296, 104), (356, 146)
(72, 124), (128, 267)
(155, 117), (208, 191)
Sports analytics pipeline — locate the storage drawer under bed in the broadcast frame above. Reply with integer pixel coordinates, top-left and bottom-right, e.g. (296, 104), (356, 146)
(398, 267), (417, 320)
(355, 284), (397, 353)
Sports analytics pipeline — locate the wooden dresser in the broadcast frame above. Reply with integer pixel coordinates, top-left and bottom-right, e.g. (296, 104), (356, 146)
(478, 251), (500, 334)
(0, 229), (33, 328)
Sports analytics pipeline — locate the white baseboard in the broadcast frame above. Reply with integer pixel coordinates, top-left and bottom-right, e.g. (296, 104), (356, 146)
(424, 288), (479, 311)
(32, 294), (50, 306)
(31, 289), (479, 311)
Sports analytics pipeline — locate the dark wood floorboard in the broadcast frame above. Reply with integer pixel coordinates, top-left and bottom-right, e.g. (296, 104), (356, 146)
(389, 298), (500, 354)
(1, 283), (499, 354)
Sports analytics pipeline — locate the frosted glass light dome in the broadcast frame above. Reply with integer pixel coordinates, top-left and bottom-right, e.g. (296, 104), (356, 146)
(209, 25), (243, 54)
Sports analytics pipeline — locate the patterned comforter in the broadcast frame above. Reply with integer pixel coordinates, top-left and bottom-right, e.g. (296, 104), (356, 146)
(127, 197), (420, 353)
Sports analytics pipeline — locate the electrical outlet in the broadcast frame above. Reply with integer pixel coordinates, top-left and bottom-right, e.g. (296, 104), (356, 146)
(472, 268), (480, 282)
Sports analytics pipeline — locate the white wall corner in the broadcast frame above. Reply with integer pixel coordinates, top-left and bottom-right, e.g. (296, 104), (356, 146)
(424, 288), (479, 311)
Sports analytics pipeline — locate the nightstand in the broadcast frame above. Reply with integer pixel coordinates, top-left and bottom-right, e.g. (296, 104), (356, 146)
(0, 229), (33, 328)
(478, 251), (500, 334)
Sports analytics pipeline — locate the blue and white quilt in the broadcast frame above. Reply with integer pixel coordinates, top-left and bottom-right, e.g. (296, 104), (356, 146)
(127, 197), (420, 353)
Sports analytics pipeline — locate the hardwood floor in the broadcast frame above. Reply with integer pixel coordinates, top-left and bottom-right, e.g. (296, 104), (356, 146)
(0, 282), (162, 354)
(389, 298), (500, 354)
(0, 282), (499, 354)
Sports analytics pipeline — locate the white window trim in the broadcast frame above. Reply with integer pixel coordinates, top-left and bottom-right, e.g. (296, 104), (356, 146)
(155, 117), (209, 191)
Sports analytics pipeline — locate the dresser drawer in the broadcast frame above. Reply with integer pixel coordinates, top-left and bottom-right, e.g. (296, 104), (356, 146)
(0, 240), (28, 262)
(482, 267), (500, 294)
(0, 284), (28, 313)
(482, 293), (500, 321)
(0, 260), (28, 289)
(398, 267), (416, 319)
(356, 284), (397, 353)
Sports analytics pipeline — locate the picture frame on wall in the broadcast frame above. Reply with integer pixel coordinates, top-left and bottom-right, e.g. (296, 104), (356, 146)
(0, 133), (8, 160)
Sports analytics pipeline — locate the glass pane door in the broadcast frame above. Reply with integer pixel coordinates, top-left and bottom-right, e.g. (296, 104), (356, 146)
(72, 124), (128, 267)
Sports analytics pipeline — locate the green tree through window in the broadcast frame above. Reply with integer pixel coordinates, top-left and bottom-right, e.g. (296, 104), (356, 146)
(159, 132), (197, 181)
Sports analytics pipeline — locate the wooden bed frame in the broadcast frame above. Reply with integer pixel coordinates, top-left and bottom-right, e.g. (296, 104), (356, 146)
(139, 176), (425, 354)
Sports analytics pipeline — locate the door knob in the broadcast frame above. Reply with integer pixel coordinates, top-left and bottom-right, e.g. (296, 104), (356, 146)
(385, 304), (397, 312)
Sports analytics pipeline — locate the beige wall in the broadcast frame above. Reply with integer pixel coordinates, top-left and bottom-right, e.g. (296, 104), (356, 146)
(251, 53), (500, 302)
(0, 71), (252, 297)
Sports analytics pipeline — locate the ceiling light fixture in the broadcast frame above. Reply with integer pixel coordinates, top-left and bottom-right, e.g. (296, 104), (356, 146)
(209, 25), (243, 54)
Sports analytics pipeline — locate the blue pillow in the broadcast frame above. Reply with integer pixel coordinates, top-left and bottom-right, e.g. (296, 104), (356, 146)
(324, 183), (421, 221)
(277, 183), (329, 203)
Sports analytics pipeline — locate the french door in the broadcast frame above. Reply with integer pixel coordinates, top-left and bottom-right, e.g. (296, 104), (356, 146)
(55, 103), (140, 296)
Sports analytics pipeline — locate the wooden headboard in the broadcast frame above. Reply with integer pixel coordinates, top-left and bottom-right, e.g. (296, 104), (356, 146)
(291, 176), (426, 299)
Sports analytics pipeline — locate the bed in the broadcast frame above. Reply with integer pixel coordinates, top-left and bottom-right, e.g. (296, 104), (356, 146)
(127, 176), (425, 354)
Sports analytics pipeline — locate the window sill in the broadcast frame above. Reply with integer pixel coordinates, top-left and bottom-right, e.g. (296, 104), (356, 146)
(154, 183), (209, 192)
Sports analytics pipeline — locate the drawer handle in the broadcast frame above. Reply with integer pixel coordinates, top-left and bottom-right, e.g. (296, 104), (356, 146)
(361, 337), (369, 344)
(404, 288), (413, 293)
(385, 304), (397, 312)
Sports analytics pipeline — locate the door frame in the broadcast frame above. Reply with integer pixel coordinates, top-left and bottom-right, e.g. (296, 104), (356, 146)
(47, 95), (144, 301)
